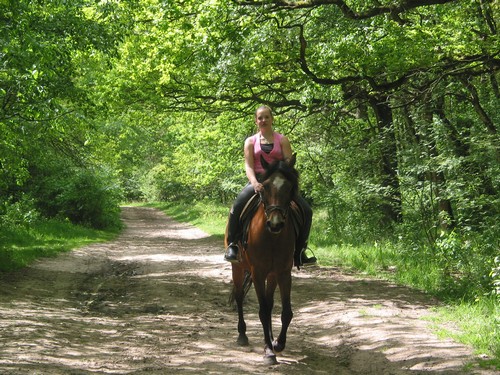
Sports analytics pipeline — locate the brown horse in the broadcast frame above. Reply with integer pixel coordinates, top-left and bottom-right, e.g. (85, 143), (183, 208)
(226, 154), (299, 365)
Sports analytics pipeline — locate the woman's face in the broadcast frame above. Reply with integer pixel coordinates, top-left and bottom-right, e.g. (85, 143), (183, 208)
(255, 107), (273, 131)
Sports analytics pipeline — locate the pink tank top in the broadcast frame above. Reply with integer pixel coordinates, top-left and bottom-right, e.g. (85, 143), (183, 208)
(253, 132), (284, 175)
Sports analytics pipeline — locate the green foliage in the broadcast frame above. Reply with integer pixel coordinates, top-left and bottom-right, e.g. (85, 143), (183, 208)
(491, 256), (500, 298)
(140, 164), (189, 201)
(0, 194), (41, 227)
(31, 164), (123, 230)
(86, 0), (498, 304)
(0, 0), (129, 232)
(401, 234), (498, 300)
(310, 206), (498, 301)
(1, 0), (498, 309)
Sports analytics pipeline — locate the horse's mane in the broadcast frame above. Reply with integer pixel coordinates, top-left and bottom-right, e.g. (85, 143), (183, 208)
(262, 160), (299, 196)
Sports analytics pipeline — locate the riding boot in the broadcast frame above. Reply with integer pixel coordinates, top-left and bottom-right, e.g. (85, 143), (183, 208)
(224, 184), (256, 263)
(224, 209), (241, 263)
(224, 243), (239, 263)
(292, 194), (315, 268)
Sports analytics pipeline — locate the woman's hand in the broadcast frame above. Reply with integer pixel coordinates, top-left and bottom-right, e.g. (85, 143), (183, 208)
(252, 181), (263, 193)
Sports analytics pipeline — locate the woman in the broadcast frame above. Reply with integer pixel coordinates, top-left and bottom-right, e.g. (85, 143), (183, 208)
(224, 105), (316, 267)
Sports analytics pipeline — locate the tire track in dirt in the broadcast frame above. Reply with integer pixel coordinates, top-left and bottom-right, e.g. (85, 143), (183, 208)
(0, 206), (493, 374)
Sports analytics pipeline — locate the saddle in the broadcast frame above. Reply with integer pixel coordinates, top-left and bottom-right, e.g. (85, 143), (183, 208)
(240, 194), (305, 250)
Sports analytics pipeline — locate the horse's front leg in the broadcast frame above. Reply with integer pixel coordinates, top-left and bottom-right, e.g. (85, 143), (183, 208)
(254, 275), (277, 365)
(231, 264), (249, 346)
(273, 272), (293, 353)
(264, 275), (277, 347)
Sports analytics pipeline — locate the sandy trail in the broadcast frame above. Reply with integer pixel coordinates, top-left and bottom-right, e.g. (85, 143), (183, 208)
(0, 206), (492, 374)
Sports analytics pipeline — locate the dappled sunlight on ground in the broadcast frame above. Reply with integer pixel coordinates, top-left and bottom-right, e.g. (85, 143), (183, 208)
(0, 207), (492, 374)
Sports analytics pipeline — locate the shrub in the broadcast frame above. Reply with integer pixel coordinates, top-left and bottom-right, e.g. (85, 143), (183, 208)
(0, 194), (40, 227)
(33, 167), (122, 230)
(140, 164), (192, 201)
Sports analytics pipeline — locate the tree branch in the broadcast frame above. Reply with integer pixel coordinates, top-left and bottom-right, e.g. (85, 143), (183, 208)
(234, 0), (456, 20)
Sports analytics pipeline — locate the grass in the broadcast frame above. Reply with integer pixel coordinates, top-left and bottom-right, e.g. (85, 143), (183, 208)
(426, 298), (499, 369)
(0, 219), (119, 271)
(138, 200), (228, 238)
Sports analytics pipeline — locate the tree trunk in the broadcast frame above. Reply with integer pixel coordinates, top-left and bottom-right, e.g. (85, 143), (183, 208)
(368, 96), (402, 224)
(423, 101), (456, 231)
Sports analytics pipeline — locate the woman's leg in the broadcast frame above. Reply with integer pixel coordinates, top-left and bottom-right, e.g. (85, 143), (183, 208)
(293, 195), (316, 266)
(225, 183), (256, 262)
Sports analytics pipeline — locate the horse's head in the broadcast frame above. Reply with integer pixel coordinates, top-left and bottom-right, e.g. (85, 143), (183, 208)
(260, 154), (299, 234)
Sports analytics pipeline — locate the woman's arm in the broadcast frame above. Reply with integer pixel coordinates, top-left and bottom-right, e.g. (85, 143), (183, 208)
(244, 137), (263, 192)
(281, 135), (293, 162)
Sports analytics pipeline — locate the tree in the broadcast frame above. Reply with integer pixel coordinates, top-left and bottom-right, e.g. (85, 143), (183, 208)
(0, 0), (130, 227)
(95, 0), (498, 234)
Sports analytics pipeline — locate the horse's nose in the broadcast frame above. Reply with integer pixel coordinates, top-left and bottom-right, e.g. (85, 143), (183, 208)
(266, 219), (284, 234)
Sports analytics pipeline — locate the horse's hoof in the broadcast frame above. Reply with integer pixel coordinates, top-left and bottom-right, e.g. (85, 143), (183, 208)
(263, 354), (278, 366)
(263, 347), (278, 365)
(237, 334), (249, 346)
(272, 339), (285, 353)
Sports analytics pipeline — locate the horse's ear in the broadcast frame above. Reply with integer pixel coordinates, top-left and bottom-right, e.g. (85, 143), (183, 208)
(288, 153), (296, 168)
(260, 155), (270, 170)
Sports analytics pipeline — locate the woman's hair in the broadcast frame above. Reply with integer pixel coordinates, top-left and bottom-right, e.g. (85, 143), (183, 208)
(255, 105), (273, 119)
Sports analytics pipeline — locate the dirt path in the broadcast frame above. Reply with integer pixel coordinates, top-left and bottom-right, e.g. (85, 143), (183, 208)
(0, 207), (493, 374)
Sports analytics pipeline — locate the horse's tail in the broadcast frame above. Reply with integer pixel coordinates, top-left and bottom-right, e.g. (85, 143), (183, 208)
(228, 270), (253, 306)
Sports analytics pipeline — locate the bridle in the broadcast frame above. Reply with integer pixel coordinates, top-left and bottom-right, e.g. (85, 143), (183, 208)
(259, 192), (290, 220)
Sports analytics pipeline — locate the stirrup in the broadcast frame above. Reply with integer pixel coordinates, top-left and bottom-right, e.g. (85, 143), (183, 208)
(300, 248), (317, 266)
